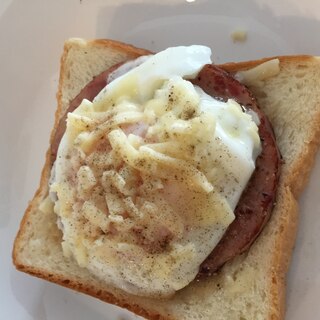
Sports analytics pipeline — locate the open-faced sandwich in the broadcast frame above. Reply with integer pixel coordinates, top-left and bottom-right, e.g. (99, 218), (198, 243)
(13, 39), (320, 320)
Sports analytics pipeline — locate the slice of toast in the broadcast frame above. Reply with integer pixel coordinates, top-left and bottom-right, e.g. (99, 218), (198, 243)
(13, 38), (320, 320)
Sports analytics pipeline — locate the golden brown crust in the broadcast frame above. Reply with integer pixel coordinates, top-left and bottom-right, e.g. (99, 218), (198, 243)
(219, 55), (316, 73)
(85, 38), (152, 56)
(269, 189), (299, 320)
(12, 40), (320, 320)
(14, 262), (173, 320)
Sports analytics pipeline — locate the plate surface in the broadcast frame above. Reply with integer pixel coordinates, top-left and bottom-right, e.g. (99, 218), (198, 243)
(1, 0), (320, 319)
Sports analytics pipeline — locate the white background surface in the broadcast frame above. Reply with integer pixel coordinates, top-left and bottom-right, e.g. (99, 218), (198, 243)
(1, 0), (320, 319)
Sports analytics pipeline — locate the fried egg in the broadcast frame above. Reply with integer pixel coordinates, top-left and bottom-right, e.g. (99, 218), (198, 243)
(50, 46), (261, 297)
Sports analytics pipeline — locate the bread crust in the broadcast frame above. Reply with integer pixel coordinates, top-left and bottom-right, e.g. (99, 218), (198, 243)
(220, 55), (316, 73)
(13, 39), (320, 320)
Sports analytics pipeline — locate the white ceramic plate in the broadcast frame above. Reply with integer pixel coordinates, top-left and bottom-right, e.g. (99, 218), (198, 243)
(1, 0), (320, 319)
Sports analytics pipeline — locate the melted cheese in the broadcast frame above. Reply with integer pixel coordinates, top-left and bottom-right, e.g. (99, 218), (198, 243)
(235, 59), (280, 86)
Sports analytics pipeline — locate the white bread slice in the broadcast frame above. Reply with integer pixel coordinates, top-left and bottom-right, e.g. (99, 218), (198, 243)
(13, 38), (320, 320)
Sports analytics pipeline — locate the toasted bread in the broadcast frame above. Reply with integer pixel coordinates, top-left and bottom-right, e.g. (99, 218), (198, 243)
(13, 38), (320, 320)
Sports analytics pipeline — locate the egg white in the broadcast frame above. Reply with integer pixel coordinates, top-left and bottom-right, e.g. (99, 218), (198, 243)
(51, 46), (261, 297)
